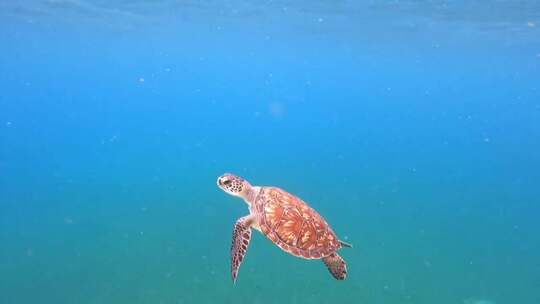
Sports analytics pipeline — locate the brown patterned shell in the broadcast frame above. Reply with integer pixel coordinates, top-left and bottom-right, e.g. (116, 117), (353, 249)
(254, 187), (341, 259)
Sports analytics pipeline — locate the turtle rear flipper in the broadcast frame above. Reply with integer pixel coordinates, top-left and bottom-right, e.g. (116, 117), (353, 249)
(322, 253), (347, 280)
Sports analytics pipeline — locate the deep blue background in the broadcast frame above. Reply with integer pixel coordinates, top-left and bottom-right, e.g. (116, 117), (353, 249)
(1, 1), (539, 304)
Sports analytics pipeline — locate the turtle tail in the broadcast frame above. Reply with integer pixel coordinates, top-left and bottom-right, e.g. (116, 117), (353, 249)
(339, 240), (353, 248)
(322, 253), (347, 280)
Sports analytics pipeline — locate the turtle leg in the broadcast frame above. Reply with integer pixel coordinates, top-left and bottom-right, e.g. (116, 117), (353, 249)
(322, 253), (347, 280)
(230, 214), (254, 284)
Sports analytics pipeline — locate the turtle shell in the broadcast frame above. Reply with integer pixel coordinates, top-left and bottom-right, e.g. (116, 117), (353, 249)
(255, 187), (341, 259)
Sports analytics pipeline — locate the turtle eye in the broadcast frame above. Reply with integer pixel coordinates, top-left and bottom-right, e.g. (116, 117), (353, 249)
(223, 180), (232, 186)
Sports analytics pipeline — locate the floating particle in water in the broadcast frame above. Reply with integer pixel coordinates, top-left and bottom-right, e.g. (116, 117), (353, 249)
(138, 77), (145, 83)
(64, 217), (74, 224)
(317, 17), (324, 23)
(268, 102), (284, 118)
(484, 137), (490, 143)
(26, 248), (34, 257)
(527, 21), (536, 27)
(6, 121), (12, 127)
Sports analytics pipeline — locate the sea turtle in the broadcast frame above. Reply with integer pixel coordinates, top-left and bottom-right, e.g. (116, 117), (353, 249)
(217, 173), (351, 283)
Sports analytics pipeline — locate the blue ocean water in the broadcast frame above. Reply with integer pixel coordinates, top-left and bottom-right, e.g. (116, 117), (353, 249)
(1, 1), (539, 303)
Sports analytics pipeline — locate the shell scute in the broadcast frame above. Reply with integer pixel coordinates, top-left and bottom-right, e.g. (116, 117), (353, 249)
(298, 221), (317, 250)
(264, 201), (283, 227)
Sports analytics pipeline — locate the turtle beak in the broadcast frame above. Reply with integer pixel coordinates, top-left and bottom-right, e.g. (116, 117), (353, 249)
(217, 175), (229, 189)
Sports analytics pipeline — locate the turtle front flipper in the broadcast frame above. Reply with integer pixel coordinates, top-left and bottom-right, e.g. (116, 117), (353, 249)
(231, 215), (254, 283)
(322, 253), (347, 280)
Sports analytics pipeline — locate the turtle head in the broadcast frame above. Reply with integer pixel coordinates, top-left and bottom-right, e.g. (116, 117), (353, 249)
(217, 173), (251, 199)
